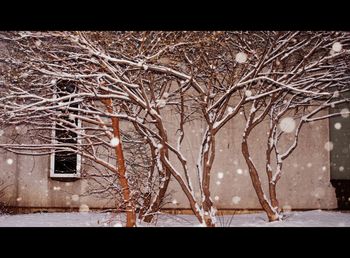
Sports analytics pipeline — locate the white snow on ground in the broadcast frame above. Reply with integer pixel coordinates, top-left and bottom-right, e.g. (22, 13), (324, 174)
(0, 210), (350, 227)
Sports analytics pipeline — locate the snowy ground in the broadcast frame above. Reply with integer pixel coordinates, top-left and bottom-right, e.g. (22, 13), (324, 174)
(0, 210), (349, 227)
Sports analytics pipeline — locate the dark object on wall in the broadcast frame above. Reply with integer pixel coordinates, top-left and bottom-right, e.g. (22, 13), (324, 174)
(331, 180), (350, 210)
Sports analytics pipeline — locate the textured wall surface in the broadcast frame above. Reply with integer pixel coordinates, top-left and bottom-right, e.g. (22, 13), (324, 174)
(0, 110), (338, 211)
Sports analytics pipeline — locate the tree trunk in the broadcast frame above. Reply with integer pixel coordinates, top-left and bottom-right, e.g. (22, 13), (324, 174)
(201, 132), (216, 227)
(269, 183), (280, 211)
(103, 99), (136, 227)
(242, 139), (280, 222)
(142, 168), (171, 223)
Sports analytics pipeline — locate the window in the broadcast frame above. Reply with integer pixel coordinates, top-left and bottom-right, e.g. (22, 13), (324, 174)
(50, 81), (81, 179)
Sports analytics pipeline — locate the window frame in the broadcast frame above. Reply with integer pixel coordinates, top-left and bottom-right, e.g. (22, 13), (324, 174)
(49, 81), (82, 179)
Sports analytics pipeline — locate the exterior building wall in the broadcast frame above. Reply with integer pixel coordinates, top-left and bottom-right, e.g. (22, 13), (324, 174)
(0, 112), (337, 211)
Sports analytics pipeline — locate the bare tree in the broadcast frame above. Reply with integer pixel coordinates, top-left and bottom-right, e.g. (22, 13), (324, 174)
(1, 31), (348, 227)
(236, 31), (350, 221)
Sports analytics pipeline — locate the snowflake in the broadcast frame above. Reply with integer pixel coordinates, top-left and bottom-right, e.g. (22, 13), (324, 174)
(245, 90), (252, 97)
(172, 199), (178, 205)
(333, 91), (340, 98)
(53, 186), (61, 191)
(71, 195), (80, 202)
(157, 143), (163, 149)
(214, 196), (220, 201)
(217, 172), (224, 179)
(236, 168), (243, 175)
(35, 40), (42, 47)
(339, 166), (344, 172)
(307, 163), (312, 168)
(332, 42), (342, 52)
(6, 158), (13, 165)
(227, 107), (234, 113)
(340, 108), (349, 118)
(334, 122), (342, 130)
(16, 197), (22, 202)
(110, 137), (120, 147)
(0, 129), (4, 137)
(216, 180), (221, 185)
(324, 141), (334, 151)
(156, 99), (167, 108)
(232, 196), (241, 204)
(279, 117), (296, 133)
(322, 166), (327, 171)
(15, 125), (27, 135)
(163, 92), (169, 98)
(313, 187), (325, 198)
(68, 113), (75, 121)
(235, 52), (247, 64)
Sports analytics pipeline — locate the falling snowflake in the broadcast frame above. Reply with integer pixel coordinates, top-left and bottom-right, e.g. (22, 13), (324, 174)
(68, 113), (75, 121)
(307, 163), (312, 168)
(334, 122), (342, 130)
(6, 158), (13, 165)
(16, 197), (22, 202)
(216, 180), (221, 185)
(110, 137), (120, 147)
(79, 204), (90, 212)
(245, 90), (252, 97)
(15, 125), (27, 135)
(0, 129), (4, 137)
(53, 186), (61, 191)
(232, 196), (241, 204)
(340, 108), (349, 118)
(333, 91), (340, 98)
(214, 196), (220, 201)
(236, 168), (243, 175)
(312, 187), (325, 198)
(279, 117), (296, 133)
(322, 166), (327, 171)
(339, 166), (345, 172)
(156, 99), (167, 108)
(235, 52), (247, 63)
(332, 42), (342, 52)
(35, 40), (42, 47)
(217, 172), (224, 179)
(71, 195), (80, 202)
(172, 199), (178, 205)
(157, 143), (163, 149)
(163, 92), (169, 98)
(324, 141), (334, 151)
(227, 107), (234, 113)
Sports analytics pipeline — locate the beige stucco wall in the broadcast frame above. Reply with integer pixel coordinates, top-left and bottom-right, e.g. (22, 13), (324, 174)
(1, 109), (336, 211)
(162, 109), (337, 210)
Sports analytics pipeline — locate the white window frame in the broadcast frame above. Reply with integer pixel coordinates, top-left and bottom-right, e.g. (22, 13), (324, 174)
(50, 83), (81, 179)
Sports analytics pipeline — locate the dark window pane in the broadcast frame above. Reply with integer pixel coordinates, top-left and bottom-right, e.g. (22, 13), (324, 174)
(54, 81), (79, 175)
